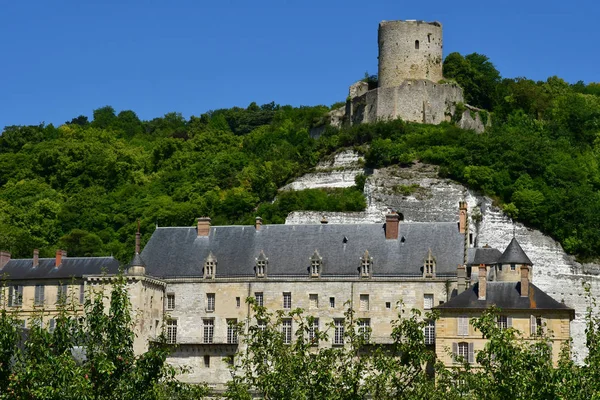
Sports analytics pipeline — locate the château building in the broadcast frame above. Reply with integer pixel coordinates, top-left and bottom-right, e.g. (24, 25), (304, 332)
(0, 203), (574, 390)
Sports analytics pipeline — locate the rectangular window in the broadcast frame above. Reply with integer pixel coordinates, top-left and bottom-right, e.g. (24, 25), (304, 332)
(511, 263), (516, 271)
(166, 320), (177, 344)
(424, 294), (434, 310)
(283, 292), (291, 309)
(531, 315), (544, 336)
(359, 294), (369, 311)
(258, 319), (267, 331)
(79, 284), (85, 305)
(204, 355), (210, 368)
(203, 319), (214, 344)
(227, 319), (238, 344)
(358, 318), (370, 341)
(458, 316), (469, 336)
(334, 319), (344, 345)
(9, 285), (23, 307)
(308, 318), (319, 344)
(386, 301), (391, 309)
(497, 315), (511, 330)
(424, 320), (435, 345)
(309, 294), (318, 309)
(34, 285), (45, 306)
(282, 319), (292, 344)
(206, 293), (215, 312)
(255, 292), (263, 307)
(166, 294), (175, 310)
(57, 284), (68, 304)
(329, 297), (335, 308)
(49, 318), (56, 332)
(236, 297), (241, 308)
(453, 342), (475, 364)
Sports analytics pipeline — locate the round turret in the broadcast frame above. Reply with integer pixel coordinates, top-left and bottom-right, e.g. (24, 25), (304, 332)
(378, 20), (443, 88)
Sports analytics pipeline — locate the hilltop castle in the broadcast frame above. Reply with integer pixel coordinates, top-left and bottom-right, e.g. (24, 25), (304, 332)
(316, 20), (488, 134)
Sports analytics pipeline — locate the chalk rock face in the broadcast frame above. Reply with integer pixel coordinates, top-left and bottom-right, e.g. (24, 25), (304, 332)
(284, 151), (599, 361)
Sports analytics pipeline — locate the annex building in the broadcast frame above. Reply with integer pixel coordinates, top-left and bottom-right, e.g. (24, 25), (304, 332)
(0, 203), (574, 390)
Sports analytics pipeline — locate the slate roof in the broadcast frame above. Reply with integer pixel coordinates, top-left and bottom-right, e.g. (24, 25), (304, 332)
(435, 282), (574, 318)
(467, 247), (503, 266)
(498, 238), (533, 265)
(141, 222), (465, 278)
(130, 253), (145, 267)
(1, 257), (120, 280)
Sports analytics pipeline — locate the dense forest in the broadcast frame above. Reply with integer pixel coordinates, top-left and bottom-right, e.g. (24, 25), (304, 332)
(1, 52), (599, 262)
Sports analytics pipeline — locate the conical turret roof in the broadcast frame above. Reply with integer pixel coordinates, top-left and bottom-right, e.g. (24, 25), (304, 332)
(498, 238), (532, 265)
(129, 252), (145, 268)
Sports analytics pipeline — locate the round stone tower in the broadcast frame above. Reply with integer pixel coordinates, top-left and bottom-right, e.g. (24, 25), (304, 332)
(378, 20), (443, 88)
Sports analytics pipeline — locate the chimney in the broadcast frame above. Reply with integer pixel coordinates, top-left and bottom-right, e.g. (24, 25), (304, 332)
(0, 251), (10, 270)
(385, 213), (400, 240)
(457, 264), (466, 294)
(197, 217), (211, 237)
(520, 264), (530, 297)
(459, 201), (468, 234)
(478, 264), (487, 300)
(255, 217), (263, 231)
(135, 220), (141, 254)
(33, 249), (39, 267)
(320, 215), (328, 224)
(55, 249), (63, 267)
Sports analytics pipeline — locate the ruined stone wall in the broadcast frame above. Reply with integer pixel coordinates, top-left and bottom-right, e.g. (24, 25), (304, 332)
(349, 81), (464, 126)
(378, 20), (443, 87)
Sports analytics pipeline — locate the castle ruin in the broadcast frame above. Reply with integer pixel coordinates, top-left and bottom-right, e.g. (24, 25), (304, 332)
(320, 20), (488, 133)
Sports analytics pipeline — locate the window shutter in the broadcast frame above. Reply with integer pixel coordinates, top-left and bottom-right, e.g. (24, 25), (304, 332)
(530, 315), (536, 336)
(507, 316), (513, 328)
(8, 286), (13, 306)
(468, 342), (475, 364)
(452, 342), (458, 362)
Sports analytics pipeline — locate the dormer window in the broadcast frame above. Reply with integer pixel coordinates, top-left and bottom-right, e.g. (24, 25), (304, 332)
(310, 250), (322, 278)
(360, 250), (372, 278)
(204, 252), (217, 279)
(424, 249), (436, 278)
(256, 250), (268, 278)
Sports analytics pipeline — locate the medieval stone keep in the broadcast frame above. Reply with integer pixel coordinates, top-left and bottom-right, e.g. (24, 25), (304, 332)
(315, 20), (489, 135)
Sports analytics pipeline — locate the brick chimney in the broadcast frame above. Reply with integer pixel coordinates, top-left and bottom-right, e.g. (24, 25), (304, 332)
(520, 264), (530, 297)
(478, 264), (487, 300)
(459, 201), (468, 234)
(457, 264), (466, 294)
(385, 213), (400, 240)
(255, 217), (263, 231)
(197, 217), (211, 237)
(0, 251), (10, 270)
(33, 249), (39, 267)
(55, 249), (63, 267)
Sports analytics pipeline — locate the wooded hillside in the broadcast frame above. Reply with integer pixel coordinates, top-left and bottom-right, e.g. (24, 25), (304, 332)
(1, 53), (599, 261)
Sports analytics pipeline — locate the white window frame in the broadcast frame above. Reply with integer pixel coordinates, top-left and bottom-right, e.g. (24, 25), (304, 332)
(206, 293), (215, 312)
(203, 319), (214, 344)
(334, 319), (344, 345)
(227, 319), (238, 344)
(423, 294), (434, 310)
(458, 316), (469, 336)
(282, 319), (292, 344)
(283, 292), (291, 309)
(34, 285), (45, 306)
(255, 292), (264, 307)
(358, 318), (370, 341)
(424, 320), (435, 345)
(166, 320), (177, 344)
(9, 285), (23, 307)
(359, 294), (369, 311)
(308, 318), (319, 345)
(166, 293), (175, 311)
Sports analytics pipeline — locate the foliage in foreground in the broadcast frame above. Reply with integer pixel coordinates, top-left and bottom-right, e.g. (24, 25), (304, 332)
(0, 274), (208, 400)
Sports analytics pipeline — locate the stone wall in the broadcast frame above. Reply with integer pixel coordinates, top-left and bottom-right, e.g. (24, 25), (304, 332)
(378, 20), (443, 87)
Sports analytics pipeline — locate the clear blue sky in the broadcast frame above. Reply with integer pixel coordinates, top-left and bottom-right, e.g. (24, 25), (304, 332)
(1, 0), (598, 129)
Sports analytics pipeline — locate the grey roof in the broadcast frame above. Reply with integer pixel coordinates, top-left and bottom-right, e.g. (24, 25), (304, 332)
(129, 253), (145, 267)
(467, 247), (503, 266)
(498, 238), (533, 265)
(141, 222), (465, 278)
(0, 257), (120, 280)
(435, 282), (574, 317)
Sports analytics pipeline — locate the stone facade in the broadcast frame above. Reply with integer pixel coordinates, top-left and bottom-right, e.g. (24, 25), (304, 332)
(378, 20), (443, 86)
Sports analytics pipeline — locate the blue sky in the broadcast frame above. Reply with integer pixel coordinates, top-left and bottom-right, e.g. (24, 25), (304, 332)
(1, 0), (598, 129)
